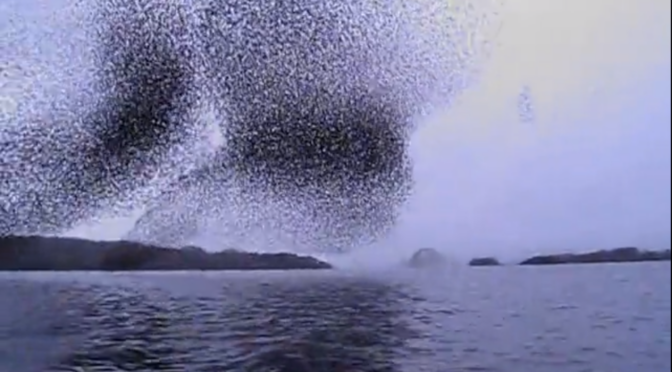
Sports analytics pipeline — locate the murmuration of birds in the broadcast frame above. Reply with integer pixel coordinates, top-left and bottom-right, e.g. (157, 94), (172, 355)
(517, 85), (535, 124)
(0, 0), (499, 252)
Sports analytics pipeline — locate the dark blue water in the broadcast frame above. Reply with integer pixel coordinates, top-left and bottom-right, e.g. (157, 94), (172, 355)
(0, 262), (669, 372)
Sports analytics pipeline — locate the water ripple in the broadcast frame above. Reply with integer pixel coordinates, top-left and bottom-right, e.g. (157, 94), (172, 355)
(0, 263), (669, 372)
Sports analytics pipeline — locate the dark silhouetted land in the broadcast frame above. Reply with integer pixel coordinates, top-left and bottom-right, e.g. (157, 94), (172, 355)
(519, 247), (670, 266)
(0, 235), (332, 271)
(465, 247), (670, 267)
(469, 257), (501, 266)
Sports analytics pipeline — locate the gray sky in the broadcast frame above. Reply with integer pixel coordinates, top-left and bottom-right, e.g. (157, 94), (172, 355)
(365, 0), (671, 264)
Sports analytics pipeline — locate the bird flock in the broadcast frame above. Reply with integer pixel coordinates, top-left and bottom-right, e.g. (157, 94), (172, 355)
(0, 0), (499, 252)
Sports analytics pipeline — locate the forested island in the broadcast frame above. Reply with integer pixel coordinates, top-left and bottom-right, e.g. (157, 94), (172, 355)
(0, 235), (332, 271)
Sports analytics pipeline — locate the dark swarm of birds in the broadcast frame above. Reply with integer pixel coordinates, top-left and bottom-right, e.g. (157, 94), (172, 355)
(0, 0), (486, 252)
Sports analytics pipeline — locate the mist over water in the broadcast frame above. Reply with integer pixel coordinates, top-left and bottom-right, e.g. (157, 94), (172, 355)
(1, 0), (670, 262)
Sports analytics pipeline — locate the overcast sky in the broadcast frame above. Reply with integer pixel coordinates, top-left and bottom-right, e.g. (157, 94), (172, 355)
(378, 0), (671, 263)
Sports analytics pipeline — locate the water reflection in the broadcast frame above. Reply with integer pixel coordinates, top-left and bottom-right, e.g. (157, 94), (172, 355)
(221, 276), (418, 371)
(36, 273), (420, 371)
(55, 287), (185, 371)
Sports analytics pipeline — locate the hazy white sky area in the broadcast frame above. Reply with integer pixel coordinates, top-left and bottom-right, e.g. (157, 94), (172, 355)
(374, 0), (671, 264)
(2, 0), (670, 264)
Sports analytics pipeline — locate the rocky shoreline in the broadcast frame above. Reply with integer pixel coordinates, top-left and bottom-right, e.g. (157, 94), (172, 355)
(0, 235), (332, 271)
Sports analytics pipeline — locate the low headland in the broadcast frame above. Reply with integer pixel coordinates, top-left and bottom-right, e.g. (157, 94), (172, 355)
(468, 247), (670, 267)
(0, 235), (332, 271)
(518, 247), (670, 266)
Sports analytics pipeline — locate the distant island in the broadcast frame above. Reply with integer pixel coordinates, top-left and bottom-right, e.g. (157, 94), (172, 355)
(407, 247), (448, 269)
(0, 235), (332, 271)
(466, 247), (670, 267)
(468, 257), (501, 266)
(519, 247), (670, 266)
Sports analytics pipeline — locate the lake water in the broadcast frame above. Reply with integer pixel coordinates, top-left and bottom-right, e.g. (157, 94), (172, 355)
(0, 262), (669, 372)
